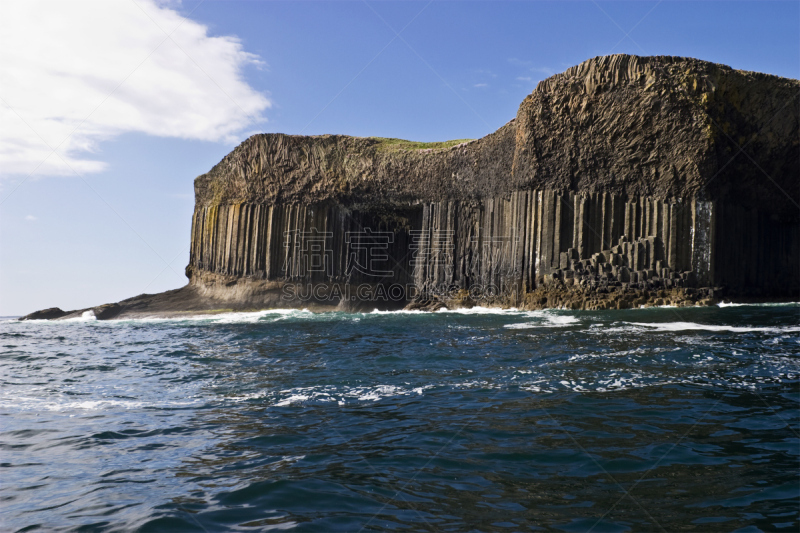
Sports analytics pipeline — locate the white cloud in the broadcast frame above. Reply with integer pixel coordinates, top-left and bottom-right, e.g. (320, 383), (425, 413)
(25, 215), (37, 221)
(0, 0), (270, 178)
(473, 83), (488, 88)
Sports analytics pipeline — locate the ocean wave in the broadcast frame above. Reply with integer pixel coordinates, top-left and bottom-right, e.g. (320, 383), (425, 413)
(10, 301), (798, 326)
(257, 373), (775, 401)
(0, 396), (205, 412)
(9, 309), (320, 326)
(436, 306), (521, 315)
(505, 312), (580, 329)
(62, 310), (97, 322)
(229, 383), (436, 407)
(114, 309), (315, 324)
(366, 308), (425, 315)
(625, 322), (800, 333)
(717, 301), (800, 308)
(211, 309), (314, 324)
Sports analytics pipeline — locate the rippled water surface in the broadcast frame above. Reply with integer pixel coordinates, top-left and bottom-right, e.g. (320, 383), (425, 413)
(1, 304), (798, 532)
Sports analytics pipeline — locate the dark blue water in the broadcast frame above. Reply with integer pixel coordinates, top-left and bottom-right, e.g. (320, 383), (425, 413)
(1, 304), (798, 532)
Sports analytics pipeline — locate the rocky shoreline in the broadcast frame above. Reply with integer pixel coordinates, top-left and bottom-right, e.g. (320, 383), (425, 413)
(20, 284), (796, 322)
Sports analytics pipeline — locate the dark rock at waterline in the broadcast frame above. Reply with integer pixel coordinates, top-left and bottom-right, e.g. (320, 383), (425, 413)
(20, 303), (122, 321)
(18, 307), (68, 321)
(92, 303), (122, 320)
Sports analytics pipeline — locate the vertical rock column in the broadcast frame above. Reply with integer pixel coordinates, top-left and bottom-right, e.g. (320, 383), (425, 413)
(691, 199), (715, 287)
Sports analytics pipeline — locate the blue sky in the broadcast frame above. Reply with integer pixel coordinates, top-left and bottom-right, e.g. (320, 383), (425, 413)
(1, 0), (798, 315)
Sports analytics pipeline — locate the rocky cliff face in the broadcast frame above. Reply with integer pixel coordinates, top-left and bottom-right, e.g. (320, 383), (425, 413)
(196, 55), (798, 216)
(22, 54), (799, 320)
(183, 54), (798, 313)
(514, 55), (799, 218)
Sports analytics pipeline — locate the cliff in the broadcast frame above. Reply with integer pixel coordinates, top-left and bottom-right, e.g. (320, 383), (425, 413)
(195, 55), (798, 216)
(22, 54), (800, 320)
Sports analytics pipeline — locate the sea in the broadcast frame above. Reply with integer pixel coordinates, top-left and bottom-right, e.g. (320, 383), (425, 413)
(1, 303), (798, 532)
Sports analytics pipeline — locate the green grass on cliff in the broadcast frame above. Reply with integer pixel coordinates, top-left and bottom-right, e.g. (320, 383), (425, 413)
(370, 137), (474, 152)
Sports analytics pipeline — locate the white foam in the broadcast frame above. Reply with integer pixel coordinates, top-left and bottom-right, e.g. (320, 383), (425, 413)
(273, 455), (305, 468)
(626, 322), (800, 333)
(113, 308), (315, 324)
(8, 308), (319, 325)
(718, 301), (800, 308)
(0, 397), (204, 412)
(60, 310), (97, 322)
(248, 383), (437, 407)
(366, 309), (425, 315)
(274, 394), (312, 407)
(214, 309), (313, 324)
(505, 323), (535, 329)
(436, 306), (520, 315)
(356, 384), (405, 401)
(505, 312), (580, 329)
(547, 315), (580, 325)
(586, 324), (649, 334)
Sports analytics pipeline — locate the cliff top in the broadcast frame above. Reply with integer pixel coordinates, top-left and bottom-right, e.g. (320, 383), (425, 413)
(368, 137), (476, 153)
(195, 54), (799, 218)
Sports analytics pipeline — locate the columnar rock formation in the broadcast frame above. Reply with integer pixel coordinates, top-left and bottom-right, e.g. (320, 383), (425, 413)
(180, 54), (798, 313)
(21, 54), (800, 319)
(185, 188), (786, 310)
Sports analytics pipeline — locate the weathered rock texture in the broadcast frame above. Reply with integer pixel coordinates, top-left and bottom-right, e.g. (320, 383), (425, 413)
(21, 54), (800, 320)
(181, 55), (798, 313)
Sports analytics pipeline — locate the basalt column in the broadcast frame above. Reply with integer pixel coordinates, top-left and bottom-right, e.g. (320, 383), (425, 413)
(189, 202), (423, 304)
(404, 190), (725, 300)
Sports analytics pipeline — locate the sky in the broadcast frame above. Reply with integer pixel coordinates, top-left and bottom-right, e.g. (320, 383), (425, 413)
(0, 0), (798, 316)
